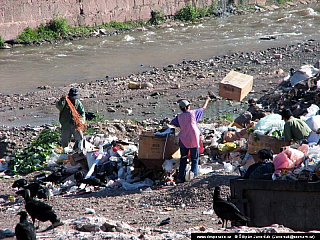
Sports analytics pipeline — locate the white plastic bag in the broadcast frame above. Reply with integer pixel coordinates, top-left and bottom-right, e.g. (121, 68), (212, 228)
(254, 114), (285, 132)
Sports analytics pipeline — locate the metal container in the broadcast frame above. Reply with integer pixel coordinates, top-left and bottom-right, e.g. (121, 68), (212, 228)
(230, 178), (320, 231)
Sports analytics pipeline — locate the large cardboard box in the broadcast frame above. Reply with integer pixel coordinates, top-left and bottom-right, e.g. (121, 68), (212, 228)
(247, 133), (286, 155)
(138, 132), (180, 160)
(219, 70), (253, 101)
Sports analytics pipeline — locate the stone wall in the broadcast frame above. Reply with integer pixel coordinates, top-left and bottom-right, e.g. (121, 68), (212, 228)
(0, 0), (264, 41)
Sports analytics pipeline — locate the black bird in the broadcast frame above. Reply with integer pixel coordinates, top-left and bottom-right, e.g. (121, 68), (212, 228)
(12, 179), (40, 198)
(12, 179), (50, 200)
(36, 186), (51, 200)
(24, 182), (41, 199)
(41, 171), (63, 184)
(213, 186), (249, 228)
(12, 178), (28, 189)
(74, 171), (106, 187)
(16, 189), (63, 229)
(15, 211), (36, 240)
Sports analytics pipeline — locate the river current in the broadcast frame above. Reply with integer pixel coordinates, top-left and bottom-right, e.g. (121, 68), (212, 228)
(0, 4), (319, 95)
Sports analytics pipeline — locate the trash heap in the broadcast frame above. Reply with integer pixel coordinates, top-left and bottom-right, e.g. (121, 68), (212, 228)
(259, 64), (320, 115)
(1, 62), (320, 195)
(232, 62), (320, 182)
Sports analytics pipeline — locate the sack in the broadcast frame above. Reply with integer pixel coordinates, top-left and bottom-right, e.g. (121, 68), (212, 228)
(249, 162), (274, 180)
(254, 114), (285, 133)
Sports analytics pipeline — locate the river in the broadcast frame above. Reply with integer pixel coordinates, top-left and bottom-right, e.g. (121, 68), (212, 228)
(0, 4), (319, 95)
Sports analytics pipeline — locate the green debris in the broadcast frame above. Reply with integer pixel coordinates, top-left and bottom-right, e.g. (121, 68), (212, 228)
(8, 128), (61, 175)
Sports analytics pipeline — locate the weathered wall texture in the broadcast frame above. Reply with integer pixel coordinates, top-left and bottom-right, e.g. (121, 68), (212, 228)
(0, 0), (264, 41)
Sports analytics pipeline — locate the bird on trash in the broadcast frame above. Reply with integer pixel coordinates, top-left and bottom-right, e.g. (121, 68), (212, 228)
(213, 186), (249, 228)
(74, 171), (106, 187)
(15, 211), (36, 240)
(16, 189), (63, 229)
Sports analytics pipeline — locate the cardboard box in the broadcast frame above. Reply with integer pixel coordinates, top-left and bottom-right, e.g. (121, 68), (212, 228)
(68, 152), (88, 169)
(138, 132), (180, 160)
(219, 70), (253, 101)
(247, 133), (286, 155)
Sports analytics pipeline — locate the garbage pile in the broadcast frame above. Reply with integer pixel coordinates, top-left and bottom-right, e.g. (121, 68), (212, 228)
(259, 64), (320, 115)
(1, 62), (320, 195)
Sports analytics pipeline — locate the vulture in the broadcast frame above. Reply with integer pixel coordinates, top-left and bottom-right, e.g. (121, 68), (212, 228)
(12, 179), (50, 200)
(74, 171), (106, 187)
(16, 189), (63, 229)
(15, 211), (36, 240)
(213, 186), (249, 228)
(12, 178), (28, 189)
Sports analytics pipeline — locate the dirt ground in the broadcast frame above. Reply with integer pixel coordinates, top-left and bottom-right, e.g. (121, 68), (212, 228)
(0, 169), (299, 240)
(0, 28), (320, 239)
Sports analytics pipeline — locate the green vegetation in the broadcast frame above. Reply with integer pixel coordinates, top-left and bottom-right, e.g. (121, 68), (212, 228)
(17, 17), (69, 43)
(221, 113), (234, 122)
(175, 5), (217, 21)
(9, 128), (61, 175)
(84, 113), (107, 135)
(15, 17), (146, 44)
(148, 10), (165, 25)
(175, 5), (200, 21)
(0, 36), (5, 47)
(277, 0), (286, 4)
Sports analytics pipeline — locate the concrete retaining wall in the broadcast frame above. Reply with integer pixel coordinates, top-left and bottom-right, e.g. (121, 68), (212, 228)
(0, 0), (265, 41)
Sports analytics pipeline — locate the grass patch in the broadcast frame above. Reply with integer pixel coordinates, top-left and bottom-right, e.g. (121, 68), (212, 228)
(175, 6), (200, 21)
(15, 17), (146, 44)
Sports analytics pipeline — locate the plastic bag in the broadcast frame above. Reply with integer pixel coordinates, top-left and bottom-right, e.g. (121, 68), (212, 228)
(218, 142), (237, 153)
(301, 104), (320, 120)
(120, 178), (153, 190)
(290, 65), (319, 86)
(273, 147), (305, 174)
(162, 159), (179, 173)
(284, 147), (305, 166)
(254, 114), (285, 133)
(273, 152), (293, 174)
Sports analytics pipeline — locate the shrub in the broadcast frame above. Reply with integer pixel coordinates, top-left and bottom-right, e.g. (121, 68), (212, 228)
(175, 5), (200, 21)
(48, 17), (68, 35)
(16, 17), (69, 43)
(148, 10), (165, 25)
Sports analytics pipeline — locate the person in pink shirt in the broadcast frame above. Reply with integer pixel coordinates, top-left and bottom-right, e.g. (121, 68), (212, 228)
(171, 97), (210, 183)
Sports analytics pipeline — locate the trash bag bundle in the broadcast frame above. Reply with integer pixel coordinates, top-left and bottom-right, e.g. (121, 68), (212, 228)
(254, 114), (285, 134)
(273, 147), (305, 174)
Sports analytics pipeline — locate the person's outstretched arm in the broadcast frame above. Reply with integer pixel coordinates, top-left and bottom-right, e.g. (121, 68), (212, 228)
(202, 96), (211, 110)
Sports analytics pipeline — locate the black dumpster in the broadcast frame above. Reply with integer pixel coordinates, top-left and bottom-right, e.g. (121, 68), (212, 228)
(230, 179), (320, 231)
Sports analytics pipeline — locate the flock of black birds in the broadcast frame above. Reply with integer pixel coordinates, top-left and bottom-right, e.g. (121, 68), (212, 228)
(11, 164), (250, 238)
(11, 164), (116, 239)
(12, 176), (64, 239)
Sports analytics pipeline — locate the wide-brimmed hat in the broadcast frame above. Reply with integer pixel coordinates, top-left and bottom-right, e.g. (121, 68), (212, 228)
(68, 88), (80, 99)
(179, 99), (190, 109)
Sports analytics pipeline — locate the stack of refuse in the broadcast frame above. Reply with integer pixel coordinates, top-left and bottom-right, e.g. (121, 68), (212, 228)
(259, 63), (320, 115)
